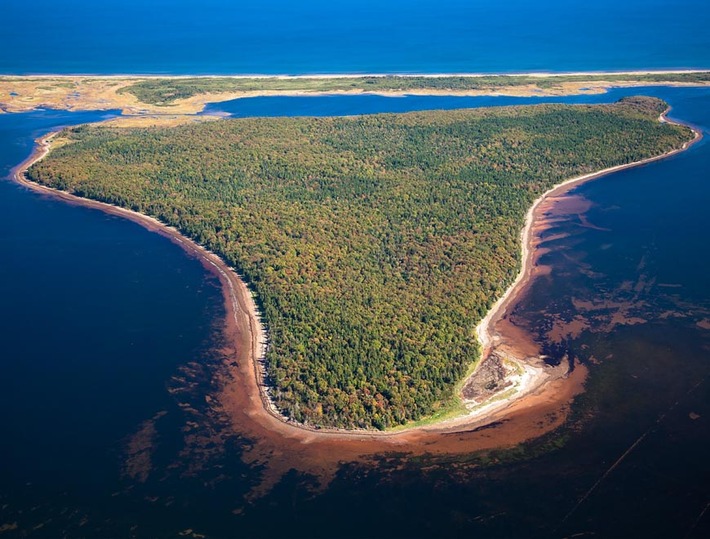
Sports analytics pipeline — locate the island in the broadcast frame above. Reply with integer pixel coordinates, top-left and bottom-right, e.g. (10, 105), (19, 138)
(21, 95), (696, 431)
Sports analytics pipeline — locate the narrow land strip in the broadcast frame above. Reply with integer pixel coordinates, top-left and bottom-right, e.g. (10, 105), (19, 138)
(2, 71), (709, 115)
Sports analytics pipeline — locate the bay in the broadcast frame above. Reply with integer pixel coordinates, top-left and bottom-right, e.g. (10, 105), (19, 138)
(1, 88), (708, 536)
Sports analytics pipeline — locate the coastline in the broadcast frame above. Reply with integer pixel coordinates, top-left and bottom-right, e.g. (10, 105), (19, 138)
(3, 69), (708, 79)
(460, 108), (703, 425)
(11, 110), (701, 450)
(2, 71), (709, 116)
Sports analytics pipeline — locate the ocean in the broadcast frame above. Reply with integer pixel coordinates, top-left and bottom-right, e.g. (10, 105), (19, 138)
(2, 0), (709, 75)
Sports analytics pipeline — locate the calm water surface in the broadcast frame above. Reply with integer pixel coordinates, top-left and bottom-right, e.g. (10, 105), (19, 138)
(0, 110), (235, 535)
(203, 86), (708, 117)
(0, 89), (709, 537)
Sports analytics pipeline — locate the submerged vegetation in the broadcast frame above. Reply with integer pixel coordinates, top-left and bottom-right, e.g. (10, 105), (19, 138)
(117, 72), (710, 105)
(28, 97), (692, 429)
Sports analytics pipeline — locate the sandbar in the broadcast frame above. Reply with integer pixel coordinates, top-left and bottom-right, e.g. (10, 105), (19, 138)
(2, 70), (709, 116)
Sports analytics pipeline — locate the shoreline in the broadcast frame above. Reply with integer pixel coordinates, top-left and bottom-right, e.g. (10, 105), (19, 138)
(2, 71), (709, 117)
(2, 69), (708, 80)
(11, 109), (702, 445)
(477, 108), (703, 359)
(461, 108), (703, 425)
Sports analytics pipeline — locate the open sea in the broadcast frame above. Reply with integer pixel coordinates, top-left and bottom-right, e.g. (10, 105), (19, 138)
(1, 1), (709, 537)
(2, 0), (709, 74)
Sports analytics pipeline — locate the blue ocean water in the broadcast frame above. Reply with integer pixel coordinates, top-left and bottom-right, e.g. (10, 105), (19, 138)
(2, 0), (709, 75)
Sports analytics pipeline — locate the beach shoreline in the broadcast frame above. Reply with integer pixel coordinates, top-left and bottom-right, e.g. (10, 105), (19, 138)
(2, 71), (709, 117)
(457, 108), (703, 426)
(2, 69), (709, 79)
(11, 108), (701, 449)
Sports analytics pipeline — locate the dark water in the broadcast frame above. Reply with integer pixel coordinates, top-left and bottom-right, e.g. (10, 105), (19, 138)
(203, 86), (706, 117)
(501, 87), (710, 537)
(1, 88), (709, 537)
(0, 111), (237, 535)
(2, 0), (709, 75)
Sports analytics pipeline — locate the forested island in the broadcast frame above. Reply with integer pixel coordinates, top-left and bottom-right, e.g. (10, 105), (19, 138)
(27, 97), (693, 429)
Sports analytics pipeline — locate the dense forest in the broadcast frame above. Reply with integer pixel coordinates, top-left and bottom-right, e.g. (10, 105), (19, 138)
(118, 73), (710, 105)
(28, 97), (692, 429)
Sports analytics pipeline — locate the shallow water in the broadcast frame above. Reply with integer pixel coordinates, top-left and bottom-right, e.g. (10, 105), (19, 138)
(0, 88), (709, 537)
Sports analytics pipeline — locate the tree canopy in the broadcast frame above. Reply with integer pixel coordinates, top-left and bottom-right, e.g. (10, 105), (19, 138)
(118, 73), (710, 106)
(28, 97), (693, 429)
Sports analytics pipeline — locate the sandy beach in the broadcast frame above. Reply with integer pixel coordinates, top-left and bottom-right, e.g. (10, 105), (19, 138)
(4, 69), (708, 79)
(1, 70), (708, 116)
(459, 107), (703, 421)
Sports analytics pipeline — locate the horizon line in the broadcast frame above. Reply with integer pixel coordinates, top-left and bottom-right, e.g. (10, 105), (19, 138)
(1, 69), (709, 80)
